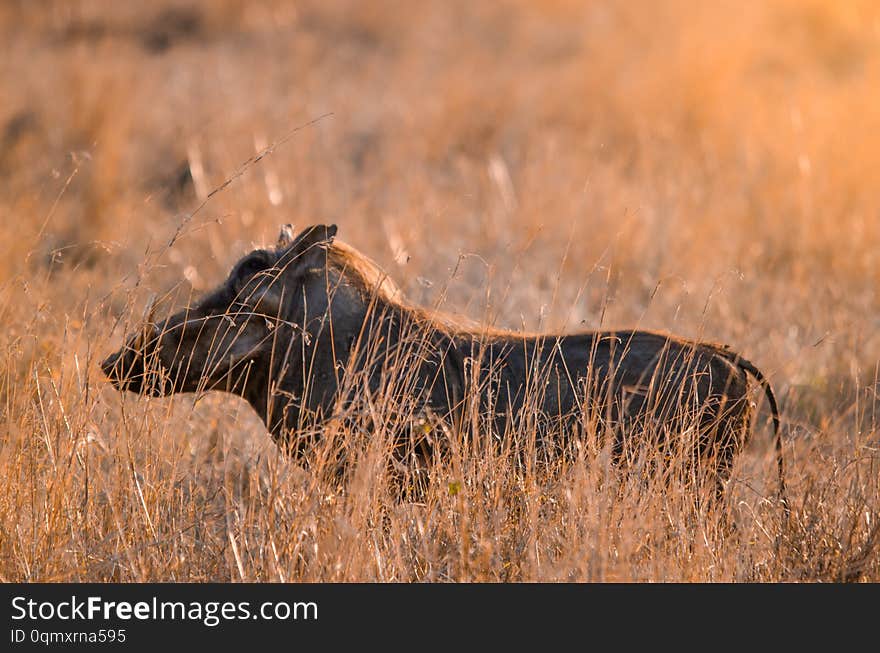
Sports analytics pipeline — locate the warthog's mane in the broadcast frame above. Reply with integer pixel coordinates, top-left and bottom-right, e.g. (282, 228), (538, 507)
(327, 240), (739, 353)
(327, 240), (405, 303)
(323, 240), (593, 341)
(328, 240), (525, 337)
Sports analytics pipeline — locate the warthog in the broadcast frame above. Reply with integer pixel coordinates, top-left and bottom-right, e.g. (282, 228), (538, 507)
(102, 224), (784, 503)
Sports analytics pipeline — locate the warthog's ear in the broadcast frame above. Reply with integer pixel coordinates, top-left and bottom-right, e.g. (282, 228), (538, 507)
(295, 224), (337, 251)
(277, 224), (296, 249)
(277, 224), (337, 272)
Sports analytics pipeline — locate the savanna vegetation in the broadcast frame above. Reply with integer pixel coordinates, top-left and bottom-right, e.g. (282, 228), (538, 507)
(1, 0), (878, 581)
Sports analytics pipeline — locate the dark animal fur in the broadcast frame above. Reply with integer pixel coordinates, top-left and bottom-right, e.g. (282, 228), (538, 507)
(102, 224), (784, 502)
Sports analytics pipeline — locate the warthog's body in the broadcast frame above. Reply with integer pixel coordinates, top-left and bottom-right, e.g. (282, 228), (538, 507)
(103, 224), (784, 501)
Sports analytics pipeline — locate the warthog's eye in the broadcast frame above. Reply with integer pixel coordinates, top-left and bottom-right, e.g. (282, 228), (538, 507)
(239, 256), (268, 278)
(232, 250), (275, 297)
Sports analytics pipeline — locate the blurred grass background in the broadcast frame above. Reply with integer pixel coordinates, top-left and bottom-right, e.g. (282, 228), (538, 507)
(0, 0), (878, 581)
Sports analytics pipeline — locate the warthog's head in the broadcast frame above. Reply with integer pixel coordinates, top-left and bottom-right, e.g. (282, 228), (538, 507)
(101, 224), (337, 398)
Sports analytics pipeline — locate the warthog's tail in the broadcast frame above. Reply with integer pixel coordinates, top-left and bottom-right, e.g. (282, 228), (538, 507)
(718, 349), (787, 511)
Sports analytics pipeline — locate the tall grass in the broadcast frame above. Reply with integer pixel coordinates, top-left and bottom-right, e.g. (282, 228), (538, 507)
(0, 0), (878, 581)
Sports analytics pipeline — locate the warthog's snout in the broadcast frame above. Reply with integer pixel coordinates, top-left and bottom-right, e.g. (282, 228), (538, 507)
(101, 324), (163, 396)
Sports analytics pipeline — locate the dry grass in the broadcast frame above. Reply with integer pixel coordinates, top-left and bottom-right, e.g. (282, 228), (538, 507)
(1, 0), (879, 581)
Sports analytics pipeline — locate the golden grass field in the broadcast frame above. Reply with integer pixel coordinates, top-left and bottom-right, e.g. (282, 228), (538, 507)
(1, 0), (878, 581)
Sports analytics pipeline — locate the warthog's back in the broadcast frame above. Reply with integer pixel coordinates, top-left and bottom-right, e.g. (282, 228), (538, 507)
(455, 330), (746, 422)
